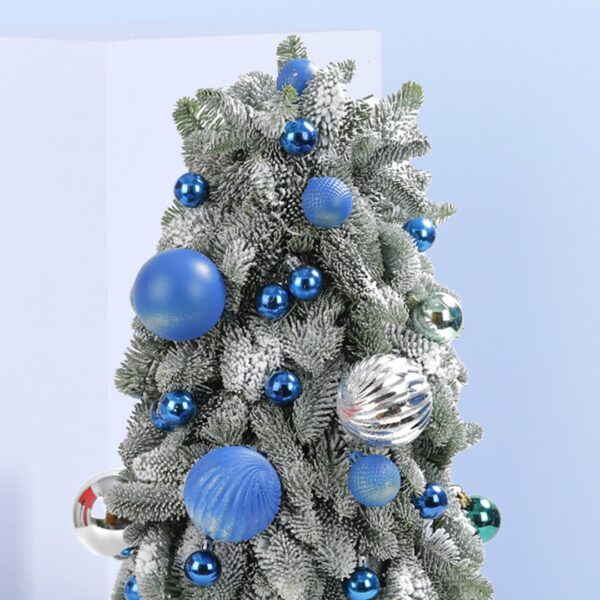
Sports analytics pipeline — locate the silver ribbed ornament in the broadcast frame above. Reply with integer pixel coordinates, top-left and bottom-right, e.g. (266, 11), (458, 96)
(337, 354), (432, 447)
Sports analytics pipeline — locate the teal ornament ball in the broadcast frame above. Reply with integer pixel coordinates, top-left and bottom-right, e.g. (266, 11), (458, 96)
(123, 576), (141, 600)
(277, 58), (318, 94)
(466, 495), (501, 542)
(412, 292), (463, 344)
(348, 454), (401, 508)
(302, 176), (353, 228)
(344, 567), (381, 600)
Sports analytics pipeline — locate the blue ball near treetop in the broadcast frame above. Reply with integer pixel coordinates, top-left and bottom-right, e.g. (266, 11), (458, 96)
(123, 575), (141, 600)
(256, 284), (290, 320)
(174, 172), (209, 208)
(344, 567), (381, 600)
(348, 454), (401, 508)
(158, 390), (196, 427)
(413, 483), (449, 519)
(184, 550), (221, 587)
(403, 217), (436, 252)
(288, 265), (323, 301)
(277, 58), (318, 94)
(131, 248), (226, 341)
(302, 177), (353, 228)
(280, 118), (318, 156)
(265, 370), (303, 406)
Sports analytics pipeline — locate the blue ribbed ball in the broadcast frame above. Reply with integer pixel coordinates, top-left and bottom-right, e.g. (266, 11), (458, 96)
(184, 446), (282, 542)
(344, 567), (380, 600)
(256, 284), (290, 320)
(277, 58), (318, 94)
(174, 172), (209, 208)
(348, 454), (401, 508)
(403, 217), (436, 252)
(265, 370), (303, 406)
(184, 550), (221, 587)
(413, 483), (449, 519)
(302, 177), (353, 228)
(158, 390), (196, 427)
(130, 248), (226, 341)
(123, 575), (141, 600)
(280, 119), (318, 156)
(288, 265), (323, 301)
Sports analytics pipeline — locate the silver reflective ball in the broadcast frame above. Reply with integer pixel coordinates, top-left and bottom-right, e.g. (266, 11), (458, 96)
(412, 292), (463, 344)
(337, 354), (432, 447)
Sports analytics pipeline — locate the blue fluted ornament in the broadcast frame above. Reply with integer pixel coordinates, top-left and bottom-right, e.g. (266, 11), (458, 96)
(265, 370), (303, 406)
(184, 550), (221, 587)
(413, 483), (449, 519)
(184, 446), (282, 542)
(256, 284), (290, 320)
(131, 248), (226, 341)
(412, 292), (463, 344)
(348, 454), (401, 508)
(150, 401), (173, 431)
(158, 390), (196, 427)
(403, 217), (436, 252)
(174, 172), (209, 208)
(280, 118), (318, 156)
(123, 576), (141, 600)
(466, 495), (501, 542)
(288, 265), (323, 301)
(344, 567), (381, 600)
(277, 58), (318, 94)
(302, 177), (353, 228)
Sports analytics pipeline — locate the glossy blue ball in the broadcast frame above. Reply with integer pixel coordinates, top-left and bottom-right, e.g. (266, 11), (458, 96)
(256, 284), (290, 320)
(131, 248), (226, 341)
(288, 266), (323, 301)
(174, 172), (209, 208)
(302, 177), (353, 228)
(184, 550), (221, 587)
(184, 446), (282, 542)
(265, 370), (303, 406)
(123, 575), (141, 600)
(403, 217), (436, 252)
(413, 483), (449, 519)
(158, 390), (196, 427)
(150, 400), (174, 431)
(280, 118), (318, 156)
(348, 454), (401, 508)
(120, 547), (136, 558)
(344, 567), (381, 600)
(277, 58), (318, 94)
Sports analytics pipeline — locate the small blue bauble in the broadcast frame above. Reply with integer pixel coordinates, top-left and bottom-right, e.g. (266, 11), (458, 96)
(256, 284), (290, 320)
(150, 400), (174, 431)
(184, 446), (282, 542)
(302, 177), (353, 228)
(265, 370), (303, 406)
(130, 248), (226, 341)
(403, 217), (436, 252)
(174, 172), (209, 208)
(288, 266), (323, 301)
(158, 390), (196, 427)
(280, 118), (318, 156)
(348, 454), (401, 508)
(123, 575), (141, 600)
(277, 58), (318, 94)
(344, 567), (381, 600)
(184, 550), (221, 587)
(120, 547), (136, 558)
(413, 483), (449, 519)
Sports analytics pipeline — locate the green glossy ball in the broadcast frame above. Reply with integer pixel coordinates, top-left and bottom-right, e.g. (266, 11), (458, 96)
(466, 495), (501, 542)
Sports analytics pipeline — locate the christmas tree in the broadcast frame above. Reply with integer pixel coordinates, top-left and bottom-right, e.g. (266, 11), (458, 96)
(76, 35), (500, 600)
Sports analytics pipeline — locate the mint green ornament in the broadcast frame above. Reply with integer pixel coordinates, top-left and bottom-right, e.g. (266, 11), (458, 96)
(466, 495), (501, 542)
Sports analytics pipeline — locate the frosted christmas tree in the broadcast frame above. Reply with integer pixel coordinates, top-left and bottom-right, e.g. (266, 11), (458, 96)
(73, 35), (500, 600)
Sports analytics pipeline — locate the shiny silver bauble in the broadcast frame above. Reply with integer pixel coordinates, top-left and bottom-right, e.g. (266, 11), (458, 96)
(412, 292), (463, 344)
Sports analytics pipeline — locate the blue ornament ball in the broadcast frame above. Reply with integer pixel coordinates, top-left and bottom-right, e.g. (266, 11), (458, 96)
(123, 575), (141, 600)
(256, 284), (290, 320)
(280, 118), (318, 156)
(348, 454), (401, 508)
(277, 58), (318, 94)
(302, 177), (353, 228)
(403, 217), (436, 252)
(265, 370), (303, 406)
(413, 483), (449, 519)
(288, 265), (323, 301)
(131, 248), (226, 341)
(184, 550), (221, 587)
(150, 400), (173, 431)
(158, 390), (196, 427)
(344, 567), (381, 600)
(119, 547), (137, 559)
(184, 446), (282, 542)
(174, 172), (209, 208)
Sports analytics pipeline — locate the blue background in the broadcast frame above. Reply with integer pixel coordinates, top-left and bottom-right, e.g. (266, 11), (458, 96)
(2, 1), (598, 597)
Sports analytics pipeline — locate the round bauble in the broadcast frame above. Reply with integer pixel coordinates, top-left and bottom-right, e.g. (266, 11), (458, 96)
(120, 547), (137, 558)
(174, 172), (209, 208)
(256, 283), (290, 320)
(158, 390), (196, 427)
(337, 354), (432, 447)
(403, 217), (436, 252)
(150, 400), (173, 431)
(277, 58), (318, 94)
(302, 177), (353, 228)
(265, 370), (303, 406)
(184, 550), (221, 587)
(466, 495), (501, 542)
(123, 575), (141, 600)
(348, 454), (401, 508)
(130, 248), (226, 342)
(413, 483), (448, 519)
(288, 265), (323, 301)
(412, 292), (463, 344)
(184, 446), (282, 542)
(344, 567), (381, 600)
(280, 118), (318, 156)
(73, 469), (128, 558)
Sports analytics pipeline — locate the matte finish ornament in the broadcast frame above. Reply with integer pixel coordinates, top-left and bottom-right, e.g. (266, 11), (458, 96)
(337, 354), (432, 447)
(174, 172), (209, 208)
(123, 575), (141, 600)
(412, 292), (463, 344)
(256, 284), (290, 320)
(184, 446), (282, 542)
(413, 483), (449, 519)
(130, 248), (226, 341)
(184, 550), (221, 587)
(466, 495), (501, 542)
(344, 567), (381, 600)
(277, 58), (318, 94)
(403, 217), (436, 252)
(265, 370), (303, 406)
(288, 265), (323, 301)
(302, 177), (353, 228)
(158, 390), (196, 427)
(348, 454), (401, 508)
(280, 118), (318, 156)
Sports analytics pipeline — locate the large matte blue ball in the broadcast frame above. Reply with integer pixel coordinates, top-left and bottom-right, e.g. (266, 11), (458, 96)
(348, 454), (401, 508)
(131, 248), (226, 341)
(344, 567), (381, 600)
(277, 58), (318, 94)
(256, 284), (290, 320)
(174, 172), (209, 208)
(403, 217), (436, 252)
(413, 483), (449, 519)
(184, 550), (221, 587)
(123, 575), (141, 600)
(302, 177), (353, 228)
(184, 446), (282, 542)
(280, 118), (318, 156)
(265, 370), (303, 406)
(288, 265), (323, 301)
(158, 390), (196, 427)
